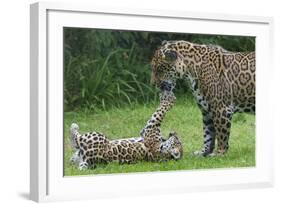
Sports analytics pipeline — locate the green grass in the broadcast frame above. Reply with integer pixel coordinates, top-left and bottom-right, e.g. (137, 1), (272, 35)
(64, 97), (255, 176)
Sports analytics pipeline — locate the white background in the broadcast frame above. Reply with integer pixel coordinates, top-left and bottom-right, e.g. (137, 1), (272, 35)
(0, 0), (280, 204)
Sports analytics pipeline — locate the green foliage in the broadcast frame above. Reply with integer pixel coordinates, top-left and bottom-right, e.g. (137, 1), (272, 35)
(64, 43), (158, 111)
(64, 28), (255, 111)
(64, 97), (255, 175)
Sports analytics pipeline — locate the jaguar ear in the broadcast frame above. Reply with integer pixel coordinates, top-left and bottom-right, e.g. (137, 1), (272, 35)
(164, 50), (178, 62)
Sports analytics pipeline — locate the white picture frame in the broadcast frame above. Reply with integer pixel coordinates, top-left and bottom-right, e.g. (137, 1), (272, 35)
(30, 1), (274, 202)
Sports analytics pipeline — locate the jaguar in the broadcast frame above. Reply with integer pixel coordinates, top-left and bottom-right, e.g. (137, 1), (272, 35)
(151, 40), (255, 156)
(70, 88), (183, 170)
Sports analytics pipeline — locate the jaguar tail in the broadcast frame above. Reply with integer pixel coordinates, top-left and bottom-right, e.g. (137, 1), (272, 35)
(70, 123), (80, 149)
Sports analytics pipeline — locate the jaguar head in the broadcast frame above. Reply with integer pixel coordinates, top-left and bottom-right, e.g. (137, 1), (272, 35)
(150, 41), (186, 88)
(160, 131), (183, 160)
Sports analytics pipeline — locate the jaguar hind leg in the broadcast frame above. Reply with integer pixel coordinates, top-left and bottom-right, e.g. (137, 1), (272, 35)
(211, 106), (234, 156)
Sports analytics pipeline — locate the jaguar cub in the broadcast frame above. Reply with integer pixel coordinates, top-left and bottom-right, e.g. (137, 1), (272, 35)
(70, 89), (183, 170)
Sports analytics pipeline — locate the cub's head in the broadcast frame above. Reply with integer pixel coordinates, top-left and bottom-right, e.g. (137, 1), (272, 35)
(150, 40), (186, 88)
(160, 131), (183, 160)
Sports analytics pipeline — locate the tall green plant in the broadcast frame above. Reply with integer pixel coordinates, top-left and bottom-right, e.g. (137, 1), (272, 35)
(64, 44), (158, 111)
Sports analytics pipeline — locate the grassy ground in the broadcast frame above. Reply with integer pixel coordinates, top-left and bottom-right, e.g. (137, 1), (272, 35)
(64, 97), (255, 176)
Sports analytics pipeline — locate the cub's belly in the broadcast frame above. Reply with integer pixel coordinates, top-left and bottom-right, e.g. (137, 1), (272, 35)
(106, 141), (147, 162)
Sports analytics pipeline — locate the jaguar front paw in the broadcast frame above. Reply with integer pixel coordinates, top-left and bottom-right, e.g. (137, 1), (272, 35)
(193, 149), (214, 157)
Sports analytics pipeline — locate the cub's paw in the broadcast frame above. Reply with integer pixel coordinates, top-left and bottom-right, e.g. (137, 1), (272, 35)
(78, 162), (89, 170)
(160, 81), (173, 91)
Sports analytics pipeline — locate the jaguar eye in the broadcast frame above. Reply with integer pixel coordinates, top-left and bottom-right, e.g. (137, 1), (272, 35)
(164, 50), (178, 62)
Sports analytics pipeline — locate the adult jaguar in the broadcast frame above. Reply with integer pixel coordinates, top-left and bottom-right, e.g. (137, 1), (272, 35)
(151, 40), (255, 156)
(70, 88), (183, 170)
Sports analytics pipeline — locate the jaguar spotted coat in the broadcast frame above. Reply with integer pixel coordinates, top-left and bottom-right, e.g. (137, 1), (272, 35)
(151, 40), (255, 156)
(70, 90), (183, 170)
